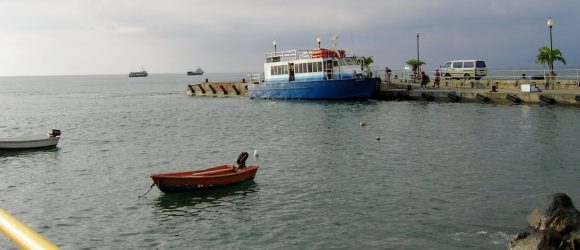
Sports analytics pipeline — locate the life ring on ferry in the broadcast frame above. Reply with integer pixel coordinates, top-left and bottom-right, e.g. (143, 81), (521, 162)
(309, 48), (338, 59)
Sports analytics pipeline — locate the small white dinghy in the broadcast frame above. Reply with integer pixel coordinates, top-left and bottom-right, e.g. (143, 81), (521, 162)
(0, 129), (61, 150)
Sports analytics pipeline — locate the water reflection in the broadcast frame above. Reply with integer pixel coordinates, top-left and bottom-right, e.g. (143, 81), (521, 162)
(153, 181), (258, 217)
(0, 147), (59, 157)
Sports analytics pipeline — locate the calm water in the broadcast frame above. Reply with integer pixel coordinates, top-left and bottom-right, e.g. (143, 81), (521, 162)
(1, 74), (579, 249)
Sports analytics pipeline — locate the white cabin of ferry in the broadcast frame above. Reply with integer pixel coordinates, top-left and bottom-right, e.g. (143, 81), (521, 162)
(262, 48), (370, 84)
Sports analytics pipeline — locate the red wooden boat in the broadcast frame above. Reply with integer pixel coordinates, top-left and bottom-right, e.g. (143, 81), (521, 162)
(150, 165), (259, 193)
(150, 152), (258, 194)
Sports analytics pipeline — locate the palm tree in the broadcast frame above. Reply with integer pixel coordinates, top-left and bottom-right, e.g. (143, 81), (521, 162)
(362, 56), (374, 66)
(405, 59), (426, 73)
(535, 45), (566, 75)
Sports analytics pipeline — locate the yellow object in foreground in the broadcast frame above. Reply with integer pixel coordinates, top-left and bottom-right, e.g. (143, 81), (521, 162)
(0, 208), (59, 250)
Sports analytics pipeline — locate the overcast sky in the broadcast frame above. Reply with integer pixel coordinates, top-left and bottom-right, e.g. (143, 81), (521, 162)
(0, 0), (578, 76)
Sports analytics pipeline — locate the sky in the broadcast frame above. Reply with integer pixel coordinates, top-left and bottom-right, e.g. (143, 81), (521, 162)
(0, 0), (578, 76)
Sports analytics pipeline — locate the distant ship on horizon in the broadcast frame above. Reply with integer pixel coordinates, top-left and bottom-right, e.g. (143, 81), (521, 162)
(187, 67), (204, 76)
(129, 67), (148, 77)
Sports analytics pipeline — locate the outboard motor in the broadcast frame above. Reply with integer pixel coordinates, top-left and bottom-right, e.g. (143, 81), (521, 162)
(236, 152), (249, 168)
(49, 129), (61, 137)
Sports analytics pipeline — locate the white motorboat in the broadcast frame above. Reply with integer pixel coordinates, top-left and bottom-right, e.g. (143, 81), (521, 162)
(0, 129), (61, 150)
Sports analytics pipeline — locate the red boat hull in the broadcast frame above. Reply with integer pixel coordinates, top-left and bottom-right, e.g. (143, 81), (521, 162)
(150, 165), (258, 193)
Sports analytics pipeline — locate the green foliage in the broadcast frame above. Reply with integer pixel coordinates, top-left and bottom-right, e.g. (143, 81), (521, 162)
(362, 56), (374, 66)
(405, 59), (426, 72)
(535, 45), (566, 68)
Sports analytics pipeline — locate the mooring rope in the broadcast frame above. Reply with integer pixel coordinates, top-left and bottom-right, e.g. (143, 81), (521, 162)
(138, 183), (155, 199)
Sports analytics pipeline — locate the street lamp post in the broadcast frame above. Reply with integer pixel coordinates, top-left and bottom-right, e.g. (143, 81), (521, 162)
(416, 32), (420, 82)
(272, 40), (277, 54)
(547, 17), (554, 76)
(316, 36), (321, 48)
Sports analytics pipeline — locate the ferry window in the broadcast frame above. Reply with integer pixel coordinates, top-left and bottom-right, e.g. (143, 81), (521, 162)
(271, 67), (275, 75)
(452, 62), (463, 68)
(463, 62), (474, 68)
(313, 62), (319, 72)
(318, 62), (323, 71)
(300, 63), (305, 74)
(296, 64), (301, 74)
(284, 65), (288, 74)
(308, 63), (313, 73)
(333, 61), (338, 67)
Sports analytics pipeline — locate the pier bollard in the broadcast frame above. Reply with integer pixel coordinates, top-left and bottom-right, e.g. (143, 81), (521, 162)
(205, 78), (208, 83)
(447, 92), (461, 102)
(421, 92), (434, 101)
(242, 78), (246, 83)
(491, 86), (498, 92)
(475, 93), (490, 103)
(539, 95), (555, 104)
(506, 94), (521, 104)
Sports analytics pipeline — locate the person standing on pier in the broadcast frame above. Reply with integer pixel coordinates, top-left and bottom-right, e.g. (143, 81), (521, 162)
(420, 71), (429, 89)
(433, 69), (440, 88)
(385, 67), (392, 83)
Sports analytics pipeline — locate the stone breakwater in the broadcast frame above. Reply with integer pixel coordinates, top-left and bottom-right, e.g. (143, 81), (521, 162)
(508, 193), (580, 250)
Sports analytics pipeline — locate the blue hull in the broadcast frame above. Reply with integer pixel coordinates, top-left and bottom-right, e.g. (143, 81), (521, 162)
(248, 78), (379, 99)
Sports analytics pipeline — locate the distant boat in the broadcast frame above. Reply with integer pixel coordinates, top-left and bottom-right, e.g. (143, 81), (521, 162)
(0, 129), (61, 150)
(129, 70), (148, 77)
(187, 67), (204, 76)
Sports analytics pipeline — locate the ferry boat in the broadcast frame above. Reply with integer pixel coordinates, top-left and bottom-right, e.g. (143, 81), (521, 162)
(129, 70), (148, 77)
(187, 67), (204, 76)
(247, 47), (379, 99)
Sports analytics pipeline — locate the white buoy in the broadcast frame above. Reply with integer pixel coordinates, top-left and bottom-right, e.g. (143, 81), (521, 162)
(253, 150), (259, 158)
(360, 121), (366, 127)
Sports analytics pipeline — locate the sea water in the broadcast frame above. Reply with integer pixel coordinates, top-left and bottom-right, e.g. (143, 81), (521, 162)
(1, 74), (579, 249)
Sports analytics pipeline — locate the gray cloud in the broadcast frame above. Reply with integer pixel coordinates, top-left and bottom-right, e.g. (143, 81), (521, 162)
(0, 0), (578, 76)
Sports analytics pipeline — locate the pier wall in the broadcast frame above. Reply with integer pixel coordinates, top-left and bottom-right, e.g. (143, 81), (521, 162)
(375, 83), (580, 105)
(185, 78), (580, 106)
(187, 81), (248, 97)
(390, 78), (580, 91)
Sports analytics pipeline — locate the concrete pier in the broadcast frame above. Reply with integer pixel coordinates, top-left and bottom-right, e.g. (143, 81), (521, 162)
(378, 78), (580, 105)
(186, 78), (580, 106)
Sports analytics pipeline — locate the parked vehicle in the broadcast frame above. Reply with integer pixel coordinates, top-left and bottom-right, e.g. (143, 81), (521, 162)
(441, 60), (487, 80)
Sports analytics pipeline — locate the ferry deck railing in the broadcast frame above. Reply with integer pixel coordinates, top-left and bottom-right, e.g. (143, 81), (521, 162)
(265, 50), (311, 63)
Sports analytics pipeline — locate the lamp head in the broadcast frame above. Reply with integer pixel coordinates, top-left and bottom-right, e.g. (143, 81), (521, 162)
(547, 17), (554, 28)
(272, 40), (277, 46)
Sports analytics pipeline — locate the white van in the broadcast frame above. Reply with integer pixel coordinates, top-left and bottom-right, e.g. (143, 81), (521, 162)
(441, 60), (487, 80)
